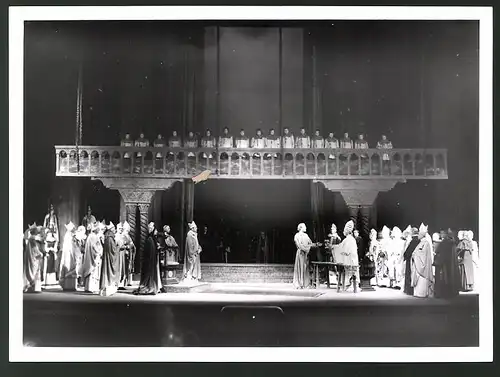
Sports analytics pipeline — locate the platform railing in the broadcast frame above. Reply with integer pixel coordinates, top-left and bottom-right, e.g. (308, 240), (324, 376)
(54, 146), (448, 179)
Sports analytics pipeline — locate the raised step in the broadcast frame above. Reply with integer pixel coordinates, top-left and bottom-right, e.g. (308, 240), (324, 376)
(200, 263), (294, 284)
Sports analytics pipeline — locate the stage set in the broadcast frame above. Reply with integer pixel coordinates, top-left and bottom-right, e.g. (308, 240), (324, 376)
(23, 20), (480, 346)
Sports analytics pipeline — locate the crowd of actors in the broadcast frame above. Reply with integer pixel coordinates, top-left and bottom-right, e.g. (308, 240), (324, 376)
(293, 220), (479, 298)
(24, 204), (478, 298)
(121, 128), (394, 151)
(22, 204), (206, 296)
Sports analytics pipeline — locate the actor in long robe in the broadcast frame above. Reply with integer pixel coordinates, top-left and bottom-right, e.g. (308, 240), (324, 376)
(81, 223), (104, 293)
(389, 227), (405, 288)
(100, 222), (120, 296)
(74, 226), (87, 286)
(256, 231), (270, 264)
(23, 224), (45, 293)
(121, 221), (136, 286)
(375, 226), (391, 286)
(183, 222), (202, 282)
(433, 230), (461, 298)
(411, 224), (434, 298)
(115, 223), (127, 288)
(326, 224), (342, 285)
(59, 222), (78, 291)
(331, 221), (358, 292)
(42, 229), (58, 286)
(457, 232), (475, 291)
(43, 204), (59, 241)
(135, 222), (162, 294)
(403, 228), (420, 295)
(468, 230), (479, 291)
(293, 223), (318, 289)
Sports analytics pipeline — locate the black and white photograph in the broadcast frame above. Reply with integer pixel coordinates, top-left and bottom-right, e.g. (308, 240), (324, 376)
(9, 6), (492, 362)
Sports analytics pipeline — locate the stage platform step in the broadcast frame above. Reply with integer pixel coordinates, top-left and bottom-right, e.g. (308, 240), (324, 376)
(200, 263), (294, 284)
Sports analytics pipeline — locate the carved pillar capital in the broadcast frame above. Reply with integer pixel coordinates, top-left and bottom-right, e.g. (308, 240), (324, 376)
(118, 189), (156, 205)
(137, 203), (150, 214)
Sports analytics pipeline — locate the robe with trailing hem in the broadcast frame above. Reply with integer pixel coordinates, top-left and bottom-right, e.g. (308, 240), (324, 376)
(411, 238), (434, 298)
(81, 232), (103, 293)
(293, 232), (313, 289)
(23, 230), (45, 292)
(433, 238), (461, 298)
(457, 239), (475, 291)
(59, 231), (78, 291)
(403, 238), (420, 295)
(135, 233), (161, 295)
(183, 230), (202, 280)
(100, 230), (120, 296)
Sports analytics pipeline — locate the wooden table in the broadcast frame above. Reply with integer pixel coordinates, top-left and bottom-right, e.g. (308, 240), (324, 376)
(311, 261), (344, 291)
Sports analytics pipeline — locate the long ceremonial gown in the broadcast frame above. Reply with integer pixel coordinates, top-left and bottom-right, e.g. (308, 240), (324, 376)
(333, 234), (359, 278)
(403, 238), (420, 295)
(411, 238), (434, 298)
(457, 239), (475, 291)
(183, 230), (202, 280)
(375, 240), (390, 286)
(433, 238), (461, 298)
(135, 233), (161, 294)
(293, 232), (314, 289)
(100, 230), (120, 296)
(59, 231), (78, 291)
(23, 230), (45, 293)
(389, 238), (405, 288)
(81, 232), (103, 293)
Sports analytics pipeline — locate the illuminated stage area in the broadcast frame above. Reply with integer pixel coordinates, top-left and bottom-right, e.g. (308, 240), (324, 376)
(23, 284), (479, 347)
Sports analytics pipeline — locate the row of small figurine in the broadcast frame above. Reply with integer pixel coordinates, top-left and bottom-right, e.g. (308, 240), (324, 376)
(120, 128), (394, 149)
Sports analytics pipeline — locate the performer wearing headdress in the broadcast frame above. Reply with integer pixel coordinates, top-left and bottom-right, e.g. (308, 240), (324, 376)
(134, 222), (162, 294)
(23, 223), (46, 293)
(183, 222), (202, 282)
(43, 204), (59, 241)
(433, 229), (461, 298)
(331, 220), (358, 292)
(468, 230), (479, 291)
(411, 223), (434, 298)
(293, 223), (320, 289)
(58, 222), (78, 291)
(81, 222), (103, 294)
(457, 230), (475, 292)
(100, 222), (120, 296)
(367, 229), (381, 286)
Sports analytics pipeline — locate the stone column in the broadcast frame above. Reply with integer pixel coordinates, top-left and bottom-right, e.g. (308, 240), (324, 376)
(348, 205), (359, 228)
(117, 189), (156, 275)
(359, 206), (371, 243)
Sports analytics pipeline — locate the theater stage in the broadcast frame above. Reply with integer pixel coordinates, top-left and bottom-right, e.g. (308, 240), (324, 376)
(23, 283), (479, 348)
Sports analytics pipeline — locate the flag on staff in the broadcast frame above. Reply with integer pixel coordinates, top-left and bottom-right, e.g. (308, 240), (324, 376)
(192, 170), (211, 184)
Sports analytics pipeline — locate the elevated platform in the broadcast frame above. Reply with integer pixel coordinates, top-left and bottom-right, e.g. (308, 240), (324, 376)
(200, 263), (294, 283)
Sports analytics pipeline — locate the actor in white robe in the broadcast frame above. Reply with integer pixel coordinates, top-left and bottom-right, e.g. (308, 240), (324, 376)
(331, 221), (358, 292)
(376, 226), (391, 286)
(468, 230), (479, 291)
(81, 223), (103, 293)
(411, 224), (434, 298)
(183, 222), (202, 283)
(293, 223), (319, 289)
(59, 222), (78, 291)
(389, 227), (405, 288)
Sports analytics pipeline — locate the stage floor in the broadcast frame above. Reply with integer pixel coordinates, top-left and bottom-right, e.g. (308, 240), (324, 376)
(23, 282), (479, 347)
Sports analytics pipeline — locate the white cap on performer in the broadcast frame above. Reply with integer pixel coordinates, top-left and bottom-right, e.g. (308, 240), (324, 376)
(419, 223), (428, 235)
(344, 220), (354, 234)
(65, 221), (75, 231)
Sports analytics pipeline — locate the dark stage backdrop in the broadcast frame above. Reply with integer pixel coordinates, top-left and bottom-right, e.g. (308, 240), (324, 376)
(23, 21), (479, 244)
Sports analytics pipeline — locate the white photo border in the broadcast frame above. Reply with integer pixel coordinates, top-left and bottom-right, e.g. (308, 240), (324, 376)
(9, 5), (493, 363)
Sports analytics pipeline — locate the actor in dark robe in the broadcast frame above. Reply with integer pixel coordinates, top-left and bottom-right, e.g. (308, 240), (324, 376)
(255, 231), (270, 264)
(433, 230), (461, 298)
(82, 206), (97, 234)
(183, 222), (202, 282)
(199, 226), (214, 263)
(403, 227), (420, 296)
(457, 232), (475, 291)
(99, 222), (120, 296)
(134, 222), (162, 295)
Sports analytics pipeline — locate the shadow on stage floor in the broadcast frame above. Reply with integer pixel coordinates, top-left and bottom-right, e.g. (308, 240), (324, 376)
(22, 284), (479, 348)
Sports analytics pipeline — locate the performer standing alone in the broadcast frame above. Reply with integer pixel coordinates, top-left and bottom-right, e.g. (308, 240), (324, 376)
(293, 223), (321, 289)
(134, 222), (162, 295)
(183, 222), (202, 283)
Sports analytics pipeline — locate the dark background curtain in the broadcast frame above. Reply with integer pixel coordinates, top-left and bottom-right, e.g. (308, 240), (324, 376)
(24, 21), (479, 245)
